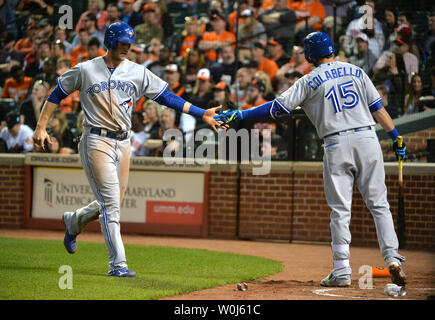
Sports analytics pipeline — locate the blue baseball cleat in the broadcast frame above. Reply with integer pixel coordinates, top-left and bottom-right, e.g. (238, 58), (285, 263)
(62, 212), (77, 254)
(108, 268), (136, 278)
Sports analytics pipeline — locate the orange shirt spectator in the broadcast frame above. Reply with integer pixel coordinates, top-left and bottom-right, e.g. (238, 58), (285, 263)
(201, 30), (236, 62)
(178, 35), (199, 58)
(257, 57), (279, 81)
(71, 45), (88, 65)
(260, 0), (274, 11)
(1, 66), (33, 103)
(241, 78), (268, 110)
(292, 0), (326, 31)
(199, 12), (236, 62)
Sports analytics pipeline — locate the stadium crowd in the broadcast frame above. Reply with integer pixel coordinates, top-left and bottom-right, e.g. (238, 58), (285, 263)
(0, 0), (434, 159)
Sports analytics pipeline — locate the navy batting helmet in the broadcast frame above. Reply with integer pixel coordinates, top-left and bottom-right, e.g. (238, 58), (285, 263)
(104, 22), (138, 50)
(301, 32), (335, 64)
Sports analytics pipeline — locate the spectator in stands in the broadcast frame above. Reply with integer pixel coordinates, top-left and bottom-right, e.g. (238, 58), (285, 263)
(72, 12), (105, 49)
(210, 44), (242, 85)
(120, 0), (143, 29)
(47, 110), (75, 153)
(242, 78), (267, 110)
(14, 21), (39, 57)
(397, 11), (413, 32)
(1, 65), (33, 103)
(0, 32), (23, 86)
(134, 3), (164, 45)
(258, 0), (297, 54)
(394, 25), (420, 60)
(146, 37), (162, 65)
(86, 37), (106, 60)
(181, 48), (207, 91)
(145, 108), (181, 157)
(276, 70), (302, 95)
(71, 29), (90, 66)
(152, 0), (174, 40)
(175, 16), (201, 59)
(348, 33), (377, 76)
(238, 9), (267, 49)
(372, 49), (409, 102)
(33, 57), (57, 88)
(55, 58), (80, 114)
(377, 85), (399, 119)
(210, 81), (237, 111)
(291, 0), (327, 35)
(143, 100), (161, 140)
(16, 0), (54, 16)
(198, 11), (236, 62)
(25, 39), (51, 78)
(227, 0), (250, 33)
(250, 41), (279, 83)
(0, 0), (18, 37)
(0, 111), (33, 153)
(403, 73), (423, 115)
(254, 70), (276, 101)
(382, 9), (397, 51)
(75, 0), (108, 34)
(101, 2), (121, 34)
(230, 67), (253, 108)
(187, 68), (214, 110)
(342, 1), (384, 59)
(148, 45), (172, 80)
(37, 18), (54, 43)
(130, 111), (148, 157)
(417, 12), (435, 62)
(19, 80), (49, 131)
(373, 36), (418, 83)
(267, 39), (290, 68)
(45, 133), (65, 154)
(52, 40), (74, 63)
(54, 27), (73, 55)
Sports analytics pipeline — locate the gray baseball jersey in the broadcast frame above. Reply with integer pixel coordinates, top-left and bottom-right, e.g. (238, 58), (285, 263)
(274, 60), (404, 276)
(60, 56), (168, 274)
(58, 56), (168, 132)
(276, 60), (381, 138)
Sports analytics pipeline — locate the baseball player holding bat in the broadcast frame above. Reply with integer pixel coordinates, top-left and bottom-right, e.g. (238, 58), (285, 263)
(215, 32), (407, 287)
(33, 22), (223, 277)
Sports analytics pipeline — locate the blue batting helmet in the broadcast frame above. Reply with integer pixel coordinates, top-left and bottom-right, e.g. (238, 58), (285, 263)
(104, 22), (138, 50)
(301, 32), (335, 64)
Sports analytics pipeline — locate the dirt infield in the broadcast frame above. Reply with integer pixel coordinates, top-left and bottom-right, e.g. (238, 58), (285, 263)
(1, 229), (434, 300)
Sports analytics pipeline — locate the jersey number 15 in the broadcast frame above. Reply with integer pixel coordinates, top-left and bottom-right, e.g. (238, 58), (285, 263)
(325, 80), (359, 113)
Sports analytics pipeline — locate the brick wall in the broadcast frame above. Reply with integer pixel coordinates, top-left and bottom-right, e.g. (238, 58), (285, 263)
(0, 164), (25, 228)
(1, 155), (434, 250)
(380, 127), (435, 161)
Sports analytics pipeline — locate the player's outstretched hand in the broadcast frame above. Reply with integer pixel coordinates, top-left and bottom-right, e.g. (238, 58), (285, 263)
(214, 109), (243, 127)
(203, 105), (229, 133)
(33, 126), (52, 151)
(393, 137), (406, 160)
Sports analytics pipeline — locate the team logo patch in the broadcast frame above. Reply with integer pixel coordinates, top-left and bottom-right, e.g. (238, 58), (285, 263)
(120, 98), (133, 112)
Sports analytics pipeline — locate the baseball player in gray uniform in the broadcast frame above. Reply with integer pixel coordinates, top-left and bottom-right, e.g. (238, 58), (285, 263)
(33, 22), (223, 277)
(215, 32), (407, 287)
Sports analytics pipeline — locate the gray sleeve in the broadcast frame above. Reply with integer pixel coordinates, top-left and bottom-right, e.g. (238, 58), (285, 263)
(276, 77), (309, 111)
(362, 69), (382, 107)
(142, 66), (169, 100)
(58, 64), (82, 94)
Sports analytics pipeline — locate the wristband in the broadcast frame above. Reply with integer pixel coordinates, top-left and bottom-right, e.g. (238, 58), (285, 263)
(387, 128), (399, 141)
(187, 104), (206, 118)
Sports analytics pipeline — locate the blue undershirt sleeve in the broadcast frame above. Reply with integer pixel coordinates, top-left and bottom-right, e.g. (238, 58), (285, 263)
(153, 88), (206, 118)
(241, 99), (291, 120)
(46, 84), (69, 105)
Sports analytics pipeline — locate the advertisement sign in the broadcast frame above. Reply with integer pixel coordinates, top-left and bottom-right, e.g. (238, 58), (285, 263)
(32, 167), (204, 224)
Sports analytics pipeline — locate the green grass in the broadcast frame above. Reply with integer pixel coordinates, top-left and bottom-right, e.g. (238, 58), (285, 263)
(0, 237), (283, 300)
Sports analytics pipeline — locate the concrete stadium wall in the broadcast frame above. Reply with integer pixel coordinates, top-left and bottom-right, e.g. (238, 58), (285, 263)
(1, 153), (434, 251)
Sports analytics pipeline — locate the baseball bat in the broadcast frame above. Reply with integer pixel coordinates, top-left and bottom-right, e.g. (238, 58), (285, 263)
(397, 137), (406, 249)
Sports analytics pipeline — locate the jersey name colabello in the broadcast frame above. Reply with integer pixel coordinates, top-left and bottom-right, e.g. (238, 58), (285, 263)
(308, 65), (361, 91)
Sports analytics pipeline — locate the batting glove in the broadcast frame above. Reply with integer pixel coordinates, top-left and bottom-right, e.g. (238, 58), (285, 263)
(393, 139), (406, 160)
(214, 109), (243, 125)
